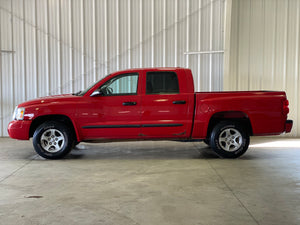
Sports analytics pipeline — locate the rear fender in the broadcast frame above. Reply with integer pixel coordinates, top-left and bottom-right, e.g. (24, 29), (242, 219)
(206, 111), (253, 138)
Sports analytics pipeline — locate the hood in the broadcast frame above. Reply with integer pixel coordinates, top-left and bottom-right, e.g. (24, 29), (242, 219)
(18, 94), (80, 107)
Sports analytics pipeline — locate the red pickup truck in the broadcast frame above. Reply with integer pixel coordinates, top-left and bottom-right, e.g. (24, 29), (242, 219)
(8, 68), (292, 159)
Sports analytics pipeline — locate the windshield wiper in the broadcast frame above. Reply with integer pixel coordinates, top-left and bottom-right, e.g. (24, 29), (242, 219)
(73, 91), (82, 96)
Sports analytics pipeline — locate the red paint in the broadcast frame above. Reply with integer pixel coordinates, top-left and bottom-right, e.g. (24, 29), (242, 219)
(8, 68), (292, 142)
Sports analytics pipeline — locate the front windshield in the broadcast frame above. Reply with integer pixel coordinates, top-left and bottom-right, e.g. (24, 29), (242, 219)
(73, 74), (111, 96)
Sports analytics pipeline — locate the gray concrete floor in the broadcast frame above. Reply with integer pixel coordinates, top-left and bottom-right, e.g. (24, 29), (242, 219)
(0, 137), (300, 225)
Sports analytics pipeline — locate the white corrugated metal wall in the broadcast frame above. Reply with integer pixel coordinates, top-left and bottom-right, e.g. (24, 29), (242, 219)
(0, 0), (225, 137)
(225, 0), (300, 137)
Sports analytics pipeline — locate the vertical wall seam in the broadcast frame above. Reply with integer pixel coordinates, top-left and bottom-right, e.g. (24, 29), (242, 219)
(247, 0), (251, 90)
(81, 0), (85, 89)
(174, 0), (178, 66)
(162, 0), (166, 67)
(104, 0), (108, 74)
(236, 0), (240, 90)
(186, 0), (189, 68)
(272, 0), (278, 88)
(91, 0), (96, 82)
(221, 0), (224, 89)
(69, 0), (73, 92)
(209, 0), (213, 91)
(46, 0), (50, 95)
(283, 0), (289, 90)
(198, 0), (202, 91)
(23, 0), (27, 99)
(93, 0), (96, 82)
(151, 0), (154, 67)
(139, 0), (143, 67)
(218, 0), (222, 90)
(261, 0), (265, 90)
(35, 0), (39, 97)
(70, 0), (74, 92)
(59, 0), (62, 94)
(128, 0), (131, 68)
(116, 0), (120, 71)
(11, 0), (15, 106)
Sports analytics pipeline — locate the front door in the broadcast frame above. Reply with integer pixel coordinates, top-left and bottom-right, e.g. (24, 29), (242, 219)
(80, 73), (142, 140)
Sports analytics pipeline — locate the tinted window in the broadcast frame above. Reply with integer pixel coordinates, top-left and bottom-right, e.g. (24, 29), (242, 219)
(101, 73), (138, 96)
(146, 72), (179, 94)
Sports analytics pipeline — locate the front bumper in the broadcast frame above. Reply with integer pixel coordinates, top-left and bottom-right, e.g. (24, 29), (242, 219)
(285, 120), (293, 133)
(7, 120), (31, 140)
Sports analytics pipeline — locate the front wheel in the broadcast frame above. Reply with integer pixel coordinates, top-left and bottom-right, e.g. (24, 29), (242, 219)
(33, 121), (74, 159)
(209, 121), (249, 158)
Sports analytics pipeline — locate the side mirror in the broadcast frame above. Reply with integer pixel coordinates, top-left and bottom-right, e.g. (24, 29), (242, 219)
(90, 90), (102, 97)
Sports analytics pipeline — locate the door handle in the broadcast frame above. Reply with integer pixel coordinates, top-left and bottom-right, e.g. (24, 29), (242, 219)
(123, 102), (137, 106)
(173, 100), (186, 104)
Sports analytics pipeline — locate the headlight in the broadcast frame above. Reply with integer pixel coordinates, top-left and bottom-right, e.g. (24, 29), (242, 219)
(13, 107), (25, 120)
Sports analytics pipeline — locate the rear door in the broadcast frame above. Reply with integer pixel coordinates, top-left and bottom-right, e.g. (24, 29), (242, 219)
(140, 71), (194, 138)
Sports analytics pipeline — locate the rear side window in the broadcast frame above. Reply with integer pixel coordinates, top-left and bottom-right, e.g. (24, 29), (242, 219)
(146, 72), (179, 94)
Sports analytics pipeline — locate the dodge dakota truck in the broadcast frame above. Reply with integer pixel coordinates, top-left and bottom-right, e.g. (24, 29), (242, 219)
(8, 68), (293, 159)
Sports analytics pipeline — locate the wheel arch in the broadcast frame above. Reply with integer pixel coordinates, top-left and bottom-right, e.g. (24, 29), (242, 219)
(29, 115), (79, 141)
(207, 111), (253, 138)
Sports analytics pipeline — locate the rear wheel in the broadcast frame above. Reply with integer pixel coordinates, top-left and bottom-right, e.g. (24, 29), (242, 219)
(33, 121), (74, 159)
(209, 121), (249, 158)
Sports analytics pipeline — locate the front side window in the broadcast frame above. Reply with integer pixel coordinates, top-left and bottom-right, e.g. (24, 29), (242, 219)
(100, 73), (139, 96)
(146, 72), (179, 94)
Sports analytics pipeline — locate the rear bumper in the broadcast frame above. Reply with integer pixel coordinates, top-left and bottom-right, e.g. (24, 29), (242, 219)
(285, 120), (293, 133)
(7, 120), (31, 140)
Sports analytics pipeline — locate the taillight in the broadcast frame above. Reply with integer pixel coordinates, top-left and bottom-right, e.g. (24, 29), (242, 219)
(283, 99), (289, 115)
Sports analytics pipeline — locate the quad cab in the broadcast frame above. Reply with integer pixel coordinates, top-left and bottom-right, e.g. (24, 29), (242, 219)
(8, 68), (293, 159)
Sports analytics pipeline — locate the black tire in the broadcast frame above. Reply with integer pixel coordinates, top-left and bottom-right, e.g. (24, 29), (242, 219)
(33, 121), (74, 159)
(209, 121), (249, 158)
